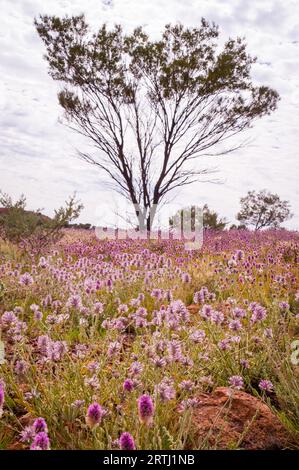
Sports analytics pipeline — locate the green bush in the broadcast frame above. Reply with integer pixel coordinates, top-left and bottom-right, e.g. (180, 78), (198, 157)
(0, 191), (83, 253)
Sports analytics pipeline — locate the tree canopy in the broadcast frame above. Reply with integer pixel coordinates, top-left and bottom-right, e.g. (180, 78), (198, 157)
(236, 190), (292, 230)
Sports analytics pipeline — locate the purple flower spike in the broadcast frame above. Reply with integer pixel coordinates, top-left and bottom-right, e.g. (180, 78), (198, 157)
(30, 432), (50, 450)
(86, 402), (105, 429)
(138, 394), (154, 426)
(228, 375), (244, 390)
(33, 417), (48, 434)
(123, 379), (134, 392)
(259, 379), (274, 392)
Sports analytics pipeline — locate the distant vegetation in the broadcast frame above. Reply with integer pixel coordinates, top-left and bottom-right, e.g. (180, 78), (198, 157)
(0, 190), (293, 253)
(237, 190), (292, 230)
(0, 191), (82, 253)
(170, 204), (227, 231)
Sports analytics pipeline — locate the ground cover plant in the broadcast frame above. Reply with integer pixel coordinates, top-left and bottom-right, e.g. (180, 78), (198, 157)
(0, 229), (298, 449)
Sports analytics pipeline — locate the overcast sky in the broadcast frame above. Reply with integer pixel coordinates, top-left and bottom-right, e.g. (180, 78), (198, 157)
(1, 0), (298, 229)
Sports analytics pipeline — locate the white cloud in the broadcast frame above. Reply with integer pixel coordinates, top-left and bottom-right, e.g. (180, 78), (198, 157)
(0, 0), (298, 228)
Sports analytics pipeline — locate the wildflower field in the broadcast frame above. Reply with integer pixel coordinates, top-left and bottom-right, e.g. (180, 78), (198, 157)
(0, 229), (298, 450)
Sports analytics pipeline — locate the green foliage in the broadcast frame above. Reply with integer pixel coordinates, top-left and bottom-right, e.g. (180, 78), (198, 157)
(237, 190), (292, 230)
(67, 222), (93, 230)
(0, 191), (83, 253)
(202, 204), (227, 230)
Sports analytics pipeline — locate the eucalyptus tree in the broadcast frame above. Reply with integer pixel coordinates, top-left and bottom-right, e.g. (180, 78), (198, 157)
(35, 15), (279, 230)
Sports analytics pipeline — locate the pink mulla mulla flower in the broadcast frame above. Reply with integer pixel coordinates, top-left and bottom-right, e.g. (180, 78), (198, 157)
(193, 291), (201, 304)
(37, 335), (51, 355)
(84, 375), (100, 390)
(86, 361), (100, 373)
(259, 379), (274, 393)
(20, 425), (36, 443)
(249, 302), (258, 312)
(123, 379), (134, 392)
(118, 304), (129, 314)
(129, 361), (143, 376)
(1, 311), (17, 328)
(199, 287), (209, 302)
(42, 294), (52, 308)
(200, 304), (213, 320)
(171, 299), (190, 323)
(45, 315), (59, 325)
(218, 339), (231, 351)
(264, 328), (273, 339)
(138, 394), (154, 426)
(181, 272), (191, 283)
(279, 301), (289, 312)
(167, 339), (182, 361)
(107, 341), (121, 358)
(211, 310), (224, 325)
(155, 380), (176, 402)
(30, 432), (50, 450)
(119, 432), (136, 450)
(235, 249), (245, 261)
(180, 355), (194, 367)
(228, 257), (237, 268)
(38, 256), (48, 268)
(14, 306), (23, 315)
(136, 307), (147, 317)
(130, 298), (140, 307)
(66, 294), (82, 309)
(29, 304), (39, 312)
(232, 307), (247, 319)
(178, 397), (199, 412)
(240, 359), (250, 369)
(71, 399), (85, 409)
(229, 335), (241, 343)
(250, 304), (267, 324)
(14, 359), (29, 376)
(94, 302), (104, 314)
(101, 319), (111, 330)
(137, 293), (145, 302)
(155, 340), (167, 354)
(34, 310), (43, 321)
(151, 288), (163, 300)
(112, 317), (128, 331)
(189, 329), (206, 343)
(86, 402), (105, 429)
(138, 316), (149, 328)
(80, 307), (90, 317)
(33, 417), (48, 434)
(179, 380), (194, 391)
(164, 290), (173, 302)
(152, 356), (167, 368)
(52, 340), (68, 361)
(19, 272), (34, 286)
(229, 375), (244, 390)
